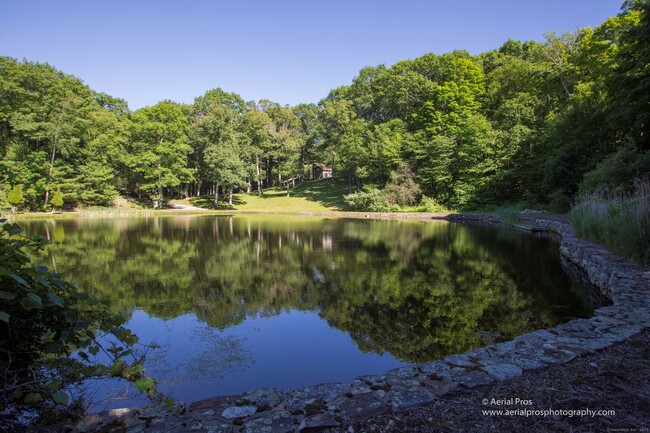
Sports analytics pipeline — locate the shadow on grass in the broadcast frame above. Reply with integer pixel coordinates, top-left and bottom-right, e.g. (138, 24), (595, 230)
(187, 179), (350, 211)
(290, 178), (349, 210)
(189, 195), (246, 210)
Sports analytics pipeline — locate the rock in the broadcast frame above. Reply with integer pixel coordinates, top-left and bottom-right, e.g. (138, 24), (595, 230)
(418, 361), (450, 378)
(188, 419), (235, 432)
(334, 393), (389, 422)
(421, 378), (458, 396)
(443, 354), (476, 368)
(387, 386), (436, 411)
(536, 345), (578, 364)
(483, 363), (523, 381)
(284, 383), (350, 412)
(299, 412), (340, 431)
(241, 410), (295, 433)
(220, 405), (257, 419)
(241, 387), (288, 409)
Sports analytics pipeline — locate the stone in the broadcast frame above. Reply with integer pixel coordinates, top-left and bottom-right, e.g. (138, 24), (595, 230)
(508, 355), (547, 371)
(443, 354), (475, 368)
(536, 345), (577, 364)
(420, 378), (458, 396)
(348, 380), (373, 396)
(458, 370), (494, 388)
(334, 393), (389, 422)
(189, 419), (234, 432)
(284, 383), (350, 413)
(386, 365), (420, 379)
(241, 410), (295, 433)
(387, 386), (436, 411)
(483, 363), (523, 381)
(438, 367), (493, 389)
(241, 387), (288, 409)
(418, 361), (450, 378)
(220, 405), (257, 419)
(299, 412), (340, 431)
(191, 395), (240, 413)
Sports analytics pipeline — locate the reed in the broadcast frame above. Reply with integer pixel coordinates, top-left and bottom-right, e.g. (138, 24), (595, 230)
(571, 176), (650, 266)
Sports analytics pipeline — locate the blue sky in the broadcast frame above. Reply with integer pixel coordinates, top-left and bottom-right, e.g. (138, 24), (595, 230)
(1, 0), (622, 110)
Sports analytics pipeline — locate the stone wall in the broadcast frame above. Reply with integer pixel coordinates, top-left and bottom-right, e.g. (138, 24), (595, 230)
(66, 215), (650, 433)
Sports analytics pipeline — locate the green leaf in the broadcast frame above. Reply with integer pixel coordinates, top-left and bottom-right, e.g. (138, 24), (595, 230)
(10, 274), (29, 287)
(88, 345), (100, 356)
(24, 392), (43, 404)
(109, 360), (126, 377)
(8, 227), (22, 236)
(0, 311), (9, 323)
(134, 377), (154, 394)
(0, 290), (15, 300)
(52, 391), (69, 405)
(24, 292), (43, 309)
(47, 292), (64, 307)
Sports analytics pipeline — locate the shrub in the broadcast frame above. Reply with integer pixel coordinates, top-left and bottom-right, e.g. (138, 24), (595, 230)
(344, 188), (400, 212)
(383, 167), (422, 207)
(571, 176), (650, 266)
(7, 184), (24, 213)
(0, 221), (156, 429)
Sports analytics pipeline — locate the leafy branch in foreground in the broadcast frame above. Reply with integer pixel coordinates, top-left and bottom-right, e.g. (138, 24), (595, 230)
(0, 220), (157, 430)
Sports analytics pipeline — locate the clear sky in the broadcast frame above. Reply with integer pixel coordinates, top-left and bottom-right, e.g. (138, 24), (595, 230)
(1, 0), (622, 110)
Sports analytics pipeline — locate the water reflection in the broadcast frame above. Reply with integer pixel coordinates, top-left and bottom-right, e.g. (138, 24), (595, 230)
(24, 216), (591, 402)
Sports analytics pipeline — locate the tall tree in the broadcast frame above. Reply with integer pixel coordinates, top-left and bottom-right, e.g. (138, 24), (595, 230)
(127, 101), (193, 206)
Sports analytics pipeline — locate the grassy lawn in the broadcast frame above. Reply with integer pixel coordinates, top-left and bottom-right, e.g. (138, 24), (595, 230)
(183, 178), (349, 212)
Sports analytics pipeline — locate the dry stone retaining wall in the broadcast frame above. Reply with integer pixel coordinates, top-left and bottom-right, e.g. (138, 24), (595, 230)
(65, 215), (650, 433)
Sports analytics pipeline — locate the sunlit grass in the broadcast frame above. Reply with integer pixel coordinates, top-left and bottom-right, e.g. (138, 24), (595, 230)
(187, 178), (349, 212)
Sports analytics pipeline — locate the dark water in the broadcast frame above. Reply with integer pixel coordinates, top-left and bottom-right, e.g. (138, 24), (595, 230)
(23, 215), (591, 409)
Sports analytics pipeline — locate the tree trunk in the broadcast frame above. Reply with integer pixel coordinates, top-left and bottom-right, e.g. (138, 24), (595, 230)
(348, 174), (352, 195)
(157, 170), (163, 208)
(196, 178), (203, 197)
(228, 189), (233, 206)
(256, 156), (263, 196)
(44, 138), (57, 206)
(214, 182), (219, 206)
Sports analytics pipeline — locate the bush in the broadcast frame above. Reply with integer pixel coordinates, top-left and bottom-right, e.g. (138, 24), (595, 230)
(0, 221), (156, 429)
(344, 188), (400, 212)
(571, 176), (650, 266)
(383, 167), (422, 207)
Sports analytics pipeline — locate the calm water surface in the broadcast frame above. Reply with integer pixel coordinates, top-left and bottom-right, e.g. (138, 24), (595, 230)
(23, 215), (591, 410)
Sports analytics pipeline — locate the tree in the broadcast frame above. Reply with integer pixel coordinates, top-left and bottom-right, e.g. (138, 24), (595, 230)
(127, 101), (193, 207)
(7, 184), (23, 213)
(50, 186), (63, 211)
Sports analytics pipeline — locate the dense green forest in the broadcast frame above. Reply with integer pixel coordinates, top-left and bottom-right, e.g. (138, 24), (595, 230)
(1, 1), (648, 212)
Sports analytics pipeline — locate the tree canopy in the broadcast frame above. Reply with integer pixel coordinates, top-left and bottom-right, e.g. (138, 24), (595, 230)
(1, 1), (648, 212)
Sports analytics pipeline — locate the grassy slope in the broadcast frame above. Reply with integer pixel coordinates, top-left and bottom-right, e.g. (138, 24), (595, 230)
(183, 178), (349, 212)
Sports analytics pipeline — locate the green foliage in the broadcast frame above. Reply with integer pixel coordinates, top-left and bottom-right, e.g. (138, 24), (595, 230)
(580, 140), (650, 194)
(1, 2), (648, 214)
(344, 188), (400, 212)
(571, 176), (650, 265)
(51, 186), (63, 209)
(0, 221), (157, 428)
(383, 167), (422, 207)
(7, 184), (23, 211)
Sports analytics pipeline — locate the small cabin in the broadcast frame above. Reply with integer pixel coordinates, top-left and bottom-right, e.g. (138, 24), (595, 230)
(313, 164), (333, 179)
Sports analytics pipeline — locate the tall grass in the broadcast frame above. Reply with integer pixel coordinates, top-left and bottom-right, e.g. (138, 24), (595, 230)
(571, 176), (650, 266)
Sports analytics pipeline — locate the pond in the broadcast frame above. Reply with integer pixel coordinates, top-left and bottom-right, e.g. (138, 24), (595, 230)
(23, 215), (592, 410)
